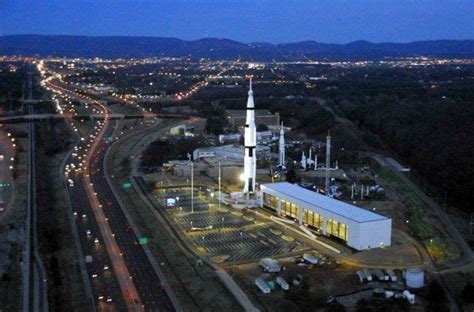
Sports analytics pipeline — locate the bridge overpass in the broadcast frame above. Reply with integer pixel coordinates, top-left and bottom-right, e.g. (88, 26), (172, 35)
(0, 112), (190, 123)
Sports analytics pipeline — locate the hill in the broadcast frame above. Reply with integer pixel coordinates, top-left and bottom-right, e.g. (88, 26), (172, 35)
(1, 35), (473, 60)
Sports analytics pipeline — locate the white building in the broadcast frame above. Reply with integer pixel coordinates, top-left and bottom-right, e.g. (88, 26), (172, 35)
(260, 182), (391, 251)
(218, 133), (242, 144)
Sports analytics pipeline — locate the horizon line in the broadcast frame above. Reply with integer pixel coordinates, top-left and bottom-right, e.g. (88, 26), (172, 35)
(2, 33), (473, 46)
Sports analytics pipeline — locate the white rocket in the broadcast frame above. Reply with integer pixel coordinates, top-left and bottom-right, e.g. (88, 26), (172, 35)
(301, 151), (307, 169)
(307, 148), (314, 167)
(278, 122), (286, 169)
(243, 78), (257, 194)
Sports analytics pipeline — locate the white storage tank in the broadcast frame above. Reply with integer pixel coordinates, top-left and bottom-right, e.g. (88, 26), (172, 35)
(405, 268), (424, 288)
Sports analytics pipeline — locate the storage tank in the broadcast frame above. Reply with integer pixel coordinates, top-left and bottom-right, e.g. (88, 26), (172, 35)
(405, 268), (424, 288)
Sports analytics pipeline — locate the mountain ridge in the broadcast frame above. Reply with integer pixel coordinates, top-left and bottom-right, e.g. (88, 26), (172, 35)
(1, 34), (473, 60)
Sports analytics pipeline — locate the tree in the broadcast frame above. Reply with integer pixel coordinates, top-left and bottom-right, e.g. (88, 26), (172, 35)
(425, 280), (449, 312)
(426, 280), (446, 303)
(285, 168), (301, 184)
(205, 116), (227, 135)
(257, 123), (269, 132)
(326, 302), (346, 312)
(2, 273), (10, 282)
(461, 283), (474, 303)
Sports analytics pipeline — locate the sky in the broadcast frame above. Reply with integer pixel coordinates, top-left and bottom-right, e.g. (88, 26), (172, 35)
(0, 0), (473, 43)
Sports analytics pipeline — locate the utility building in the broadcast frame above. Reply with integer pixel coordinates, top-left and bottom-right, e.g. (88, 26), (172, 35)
(260, 182), (391, 251)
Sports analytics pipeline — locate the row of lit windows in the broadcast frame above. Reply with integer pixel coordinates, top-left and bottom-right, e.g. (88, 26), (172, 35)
(327, 219), (349, 241)
(262, 193), (348, 242)
(302, 209), (324, 230)
(263, 193), (278, 210)
(281, 200), (298, 219)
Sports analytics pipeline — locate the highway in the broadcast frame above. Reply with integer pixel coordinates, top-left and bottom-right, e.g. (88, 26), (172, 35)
(88, 121), (175, 310)
(49, 75), (176, 310)
(22, 65), (49, 312)
(63, 103), (138, 310)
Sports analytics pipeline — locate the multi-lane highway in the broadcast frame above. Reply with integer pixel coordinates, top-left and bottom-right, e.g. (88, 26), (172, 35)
(88, 120), (175, 310)
(46, 73), (176, 310)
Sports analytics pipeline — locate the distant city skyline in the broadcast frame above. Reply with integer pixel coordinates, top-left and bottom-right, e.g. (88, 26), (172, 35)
(1, 0), (473, 44)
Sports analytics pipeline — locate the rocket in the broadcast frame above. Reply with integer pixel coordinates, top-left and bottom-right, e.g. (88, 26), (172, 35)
(243, 78), (257, 194)
(278, 122), (286, 169)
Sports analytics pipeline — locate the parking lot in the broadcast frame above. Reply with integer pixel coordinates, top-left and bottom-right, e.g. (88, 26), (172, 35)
(153, 187), (310, 263)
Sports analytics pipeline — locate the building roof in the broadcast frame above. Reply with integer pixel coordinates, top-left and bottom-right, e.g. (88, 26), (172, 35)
(261, 182), (388, 223)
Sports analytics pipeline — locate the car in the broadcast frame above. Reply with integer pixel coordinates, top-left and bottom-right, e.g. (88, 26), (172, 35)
(106, 298), (113, 303)
(86, 229), (92, 235)
(126, 226), (133, 233)
(103, 265), (109, 270)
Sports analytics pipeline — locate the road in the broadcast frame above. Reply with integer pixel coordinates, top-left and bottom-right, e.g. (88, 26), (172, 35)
(88, 119), (175, 311)
(51, 79), (176, 310)
(22, 65), (49, 312)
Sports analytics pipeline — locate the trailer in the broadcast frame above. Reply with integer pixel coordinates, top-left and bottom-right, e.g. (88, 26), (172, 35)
(260, 258), (281, 273)
(356, 271), (367, 284)
(276, 276), (289, 290)
(303, 254), (318, 265)
(356, 270), (366, 284)
(373, 269), (386, 281)
(255, 277), (271, 294)
(384, 269), (397, 282)
(363, 269), (373, 282)
(403, 290), (416, 304)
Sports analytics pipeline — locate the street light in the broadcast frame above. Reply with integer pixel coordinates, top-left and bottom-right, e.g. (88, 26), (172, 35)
(188, 153), (194, 214)
(218, 161), (222, 211)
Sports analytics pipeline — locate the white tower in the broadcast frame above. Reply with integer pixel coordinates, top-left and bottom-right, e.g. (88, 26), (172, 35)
(307, 148), (314, 167)
(325, 132), (331, 196)
(243, 78), (257, 195)
(278, 122), (286, 169)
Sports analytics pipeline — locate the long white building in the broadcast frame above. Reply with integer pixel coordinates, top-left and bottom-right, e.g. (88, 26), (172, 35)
(260, 182), (391, 251)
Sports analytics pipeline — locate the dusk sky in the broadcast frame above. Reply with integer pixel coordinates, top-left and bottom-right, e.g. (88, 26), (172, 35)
(1, 0), (473, 43)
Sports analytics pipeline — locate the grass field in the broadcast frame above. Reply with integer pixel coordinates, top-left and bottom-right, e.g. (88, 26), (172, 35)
(0, 136), (28, 311)
(378, 167), (460, 264)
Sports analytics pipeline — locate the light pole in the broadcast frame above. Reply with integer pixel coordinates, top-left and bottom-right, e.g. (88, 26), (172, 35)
(188, 154), (194, 214)
(218, 161), (221, 211)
